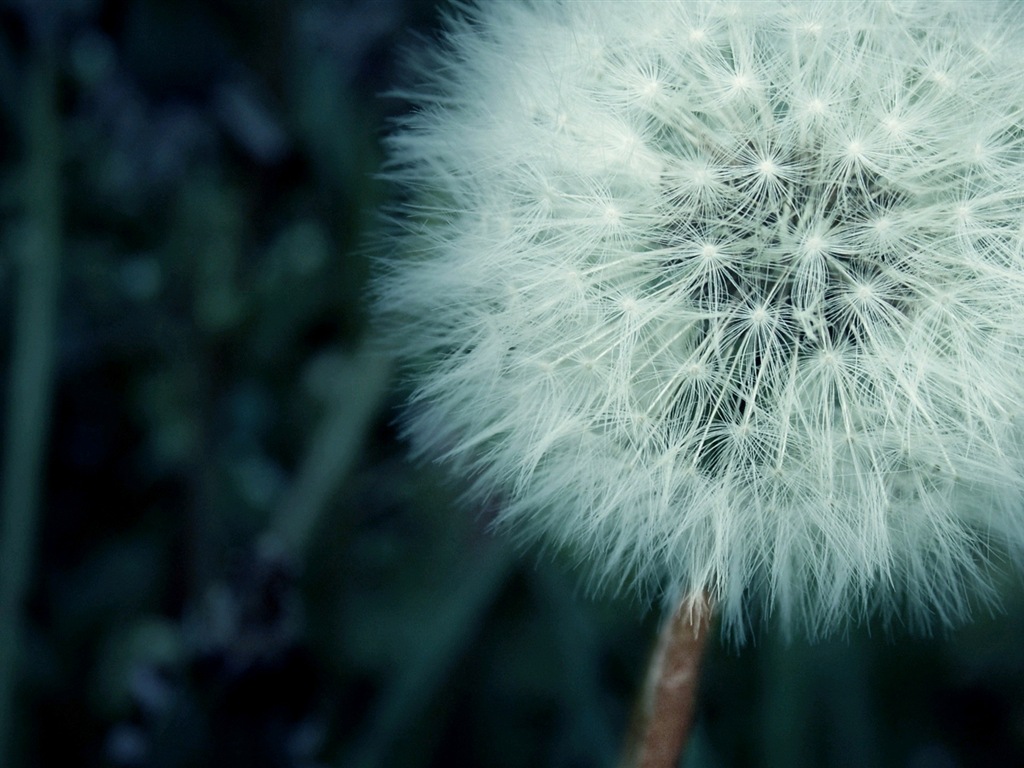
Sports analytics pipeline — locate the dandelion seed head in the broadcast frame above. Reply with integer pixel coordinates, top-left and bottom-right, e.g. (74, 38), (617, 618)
(376, 0), (1024, 639)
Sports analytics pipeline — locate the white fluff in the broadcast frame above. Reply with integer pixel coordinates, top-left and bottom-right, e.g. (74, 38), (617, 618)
(375, 0), (1024, 639)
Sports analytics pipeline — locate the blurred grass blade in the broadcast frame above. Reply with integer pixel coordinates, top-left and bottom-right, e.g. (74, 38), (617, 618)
(342, 540), (514, 768)
(272, 348), (392, 558)
(0, 33), (62, 768)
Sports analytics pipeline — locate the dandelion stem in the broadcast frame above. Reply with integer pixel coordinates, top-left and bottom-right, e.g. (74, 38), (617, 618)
(620, 593), (714, 768)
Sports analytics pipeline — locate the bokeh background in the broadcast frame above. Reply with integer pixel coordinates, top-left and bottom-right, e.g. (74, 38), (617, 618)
(1, 1), (1024, 766)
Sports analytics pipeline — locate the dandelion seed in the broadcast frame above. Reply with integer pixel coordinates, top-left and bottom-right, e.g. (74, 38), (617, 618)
(376, 0), (1024, 640)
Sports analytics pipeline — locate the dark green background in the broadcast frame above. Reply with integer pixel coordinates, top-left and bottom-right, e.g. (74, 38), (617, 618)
(0, 1), (1022, 766)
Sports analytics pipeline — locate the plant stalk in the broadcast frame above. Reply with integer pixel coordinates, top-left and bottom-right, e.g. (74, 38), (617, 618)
(620, 593), (714, 768)
(0, 33), (62, 768)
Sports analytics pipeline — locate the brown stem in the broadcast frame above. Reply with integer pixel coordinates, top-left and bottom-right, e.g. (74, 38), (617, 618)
(620, 592), (714, 768)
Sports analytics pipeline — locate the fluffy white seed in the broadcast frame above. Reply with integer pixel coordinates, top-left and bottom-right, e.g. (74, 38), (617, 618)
(376, 0), (1024, 640)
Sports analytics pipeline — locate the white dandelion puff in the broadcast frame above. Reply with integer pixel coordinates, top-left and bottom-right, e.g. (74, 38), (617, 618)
(375, 0), (1024, 639)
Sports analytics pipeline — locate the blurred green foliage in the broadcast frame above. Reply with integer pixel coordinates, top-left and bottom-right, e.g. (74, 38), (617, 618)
(0, 1), (1022, 767)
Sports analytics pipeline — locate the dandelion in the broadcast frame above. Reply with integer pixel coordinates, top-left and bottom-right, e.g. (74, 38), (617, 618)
(376, 0), (1024, 644)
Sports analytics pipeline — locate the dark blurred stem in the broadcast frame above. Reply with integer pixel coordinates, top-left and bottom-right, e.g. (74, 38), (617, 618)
(342, 539), (513, 768)
(271, 349), (391, 559)
(620, 593), (713, 768)
(0, 35), (61, 768)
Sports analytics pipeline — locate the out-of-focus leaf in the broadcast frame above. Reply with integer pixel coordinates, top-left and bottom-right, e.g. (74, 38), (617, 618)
(90, 616), (182, 717)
